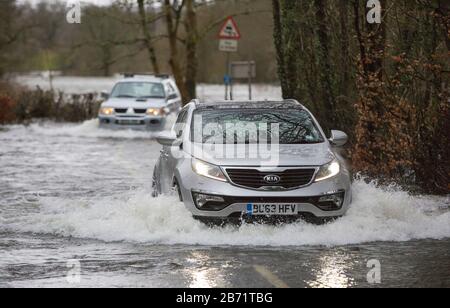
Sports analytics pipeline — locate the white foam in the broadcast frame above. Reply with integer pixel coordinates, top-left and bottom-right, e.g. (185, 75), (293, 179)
(3, 118), (177, 140)
(3, 180), (449, 247)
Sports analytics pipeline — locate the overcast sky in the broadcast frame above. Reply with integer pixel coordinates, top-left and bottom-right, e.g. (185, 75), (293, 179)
(19, 0), (115, 6)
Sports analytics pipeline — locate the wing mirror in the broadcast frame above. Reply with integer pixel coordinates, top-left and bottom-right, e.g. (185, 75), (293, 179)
(100, 90), (109, 100)
(156, 134), (182, 147)
(167, 94), (178, 100)
(157, 136), (176, 146)
(329, 130), (348, 147)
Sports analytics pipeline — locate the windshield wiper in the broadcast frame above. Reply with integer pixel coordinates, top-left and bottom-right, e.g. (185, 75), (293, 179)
(284, 141), (322, 144)
(115, 95), (136, 98)
(138, 96), (165, 99)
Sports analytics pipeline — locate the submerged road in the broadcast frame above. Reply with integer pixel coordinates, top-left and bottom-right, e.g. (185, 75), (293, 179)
(0, 121), (449, 288)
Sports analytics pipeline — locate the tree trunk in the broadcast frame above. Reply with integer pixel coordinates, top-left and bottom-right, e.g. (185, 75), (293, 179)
(137, 0), (160, 74)
(314, 0), (336, 127)
(272, 0), (289, 99)
(338, 0), (350, 92)
(438, 1), (450, 51)
(184, 0), (198, 103)
(164, 0), (189, 103)
(280, 0), (301, 99)
(101, 46), (111, 77)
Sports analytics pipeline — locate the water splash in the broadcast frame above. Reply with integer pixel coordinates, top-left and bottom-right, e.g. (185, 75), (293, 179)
(2, 118), (176, 140)
(3, 180), (449, 247)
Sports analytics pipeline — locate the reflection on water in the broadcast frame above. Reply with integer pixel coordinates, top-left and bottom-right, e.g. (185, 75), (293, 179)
(188, 268), (218, 288)
(307, 252), (355, 288)
(185, 251), (227, 288)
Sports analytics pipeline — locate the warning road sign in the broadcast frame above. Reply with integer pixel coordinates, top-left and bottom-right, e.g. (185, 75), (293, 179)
(218, 16), (241, 40)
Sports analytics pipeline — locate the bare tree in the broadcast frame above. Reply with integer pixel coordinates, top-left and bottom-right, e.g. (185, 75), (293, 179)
(137, 0), (160, 74)
(0, 1), (35, 76)
(272, 0), (288, 98)
(184, 0), (198, 101)
(164, 0), (190, 102)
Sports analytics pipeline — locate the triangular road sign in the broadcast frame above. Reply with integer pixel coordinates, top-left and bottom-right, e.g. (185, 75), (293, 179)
(218, 16), (241, 40)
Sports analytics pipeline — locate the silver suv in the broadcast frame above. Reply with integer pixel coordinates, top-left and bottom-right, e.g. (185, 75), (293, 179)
(98, 74), (182, 130)
(153, 99), (352, 224)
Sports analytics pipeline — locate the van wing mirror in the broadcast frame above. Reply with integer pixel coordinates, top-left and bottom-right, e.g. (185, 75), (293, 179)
(100, 90), (109, 100)
(329, 130), (348, 147)
(167, 93), (178, 100)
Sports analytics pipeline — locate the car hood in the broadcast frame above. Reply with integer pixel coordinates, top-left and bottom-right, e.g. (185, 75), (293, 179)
(102, 97), (167, 109)
(188, 142), (334, 167)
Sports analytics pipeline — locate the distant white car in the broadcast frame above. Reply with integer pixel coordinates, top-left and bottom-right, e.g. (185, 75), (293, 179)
(98, 74), (182, 130)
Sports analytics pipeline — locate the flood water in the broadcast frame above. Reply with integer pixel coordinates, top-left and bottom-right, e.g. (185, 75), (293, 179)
(0, 119), (449, 288)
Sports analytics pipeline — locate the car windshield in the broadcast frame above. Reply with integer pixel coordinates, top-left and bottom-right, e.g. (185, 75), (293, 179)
(111, 82), (165, 99)
(191, 109), (324, 144)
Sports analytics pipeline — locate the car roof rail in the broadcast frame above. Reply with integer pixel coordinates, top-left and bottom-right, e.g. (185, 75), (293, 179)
(195, 99), (304, 106)
(154, 74), (171, 79)
(192, 99), (202, 107)
(284, 99), (305, 108)
(121, 73), (170, 79)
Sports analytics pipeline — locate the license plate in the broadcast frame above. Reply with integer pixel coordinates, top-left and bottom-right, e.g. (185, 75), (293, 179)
(117, 120), (141, 125)
(247, 204), (298, 216)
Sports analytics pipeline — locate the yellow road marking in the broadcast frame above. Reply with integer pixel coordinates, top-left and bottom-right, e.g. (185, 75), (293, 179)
(253, 265), (289, 288)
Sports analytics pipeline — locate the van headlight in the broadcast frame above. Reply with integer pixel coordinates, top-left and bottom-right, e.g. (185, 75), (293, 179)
(99, 107), (114, 116)
(315, 159), (340, 182)
(192, 158), (227, 182)
(147, 108), (166, 117)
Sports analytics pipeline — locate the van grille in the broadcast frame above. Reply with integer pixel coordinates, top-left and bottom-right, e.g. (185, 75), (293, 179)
(225, 168), (316, 190)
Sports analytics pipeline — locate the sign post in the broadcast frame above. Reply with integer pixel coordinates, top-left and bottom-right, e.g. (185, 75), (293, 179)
(218, 16), (241, 100)
(230, 61), (256, 100)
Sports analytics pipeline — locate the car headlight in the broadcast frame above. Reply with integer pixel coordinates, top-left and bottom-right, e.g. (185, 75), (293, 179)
(315, 159), (340, 182)
(192, 158), (227, 182)
(99, 107), (114, 116)
(147, 108), (166, 117)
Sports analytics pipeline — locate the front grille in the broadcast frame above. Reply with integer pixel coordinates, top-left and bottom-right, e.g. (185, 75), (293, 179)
(115, 119), (145, 125)
(225, 168), (316, 190)
(229, 196), (312, 203)
(115, 108), (128, 113)
(134, 109), (147, 114)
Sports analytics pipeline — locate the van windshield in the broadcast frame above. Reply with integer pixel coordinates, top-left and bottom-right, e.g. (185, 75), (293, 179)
(190, 109), (324, 144)
(111, 82), (165, 99)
